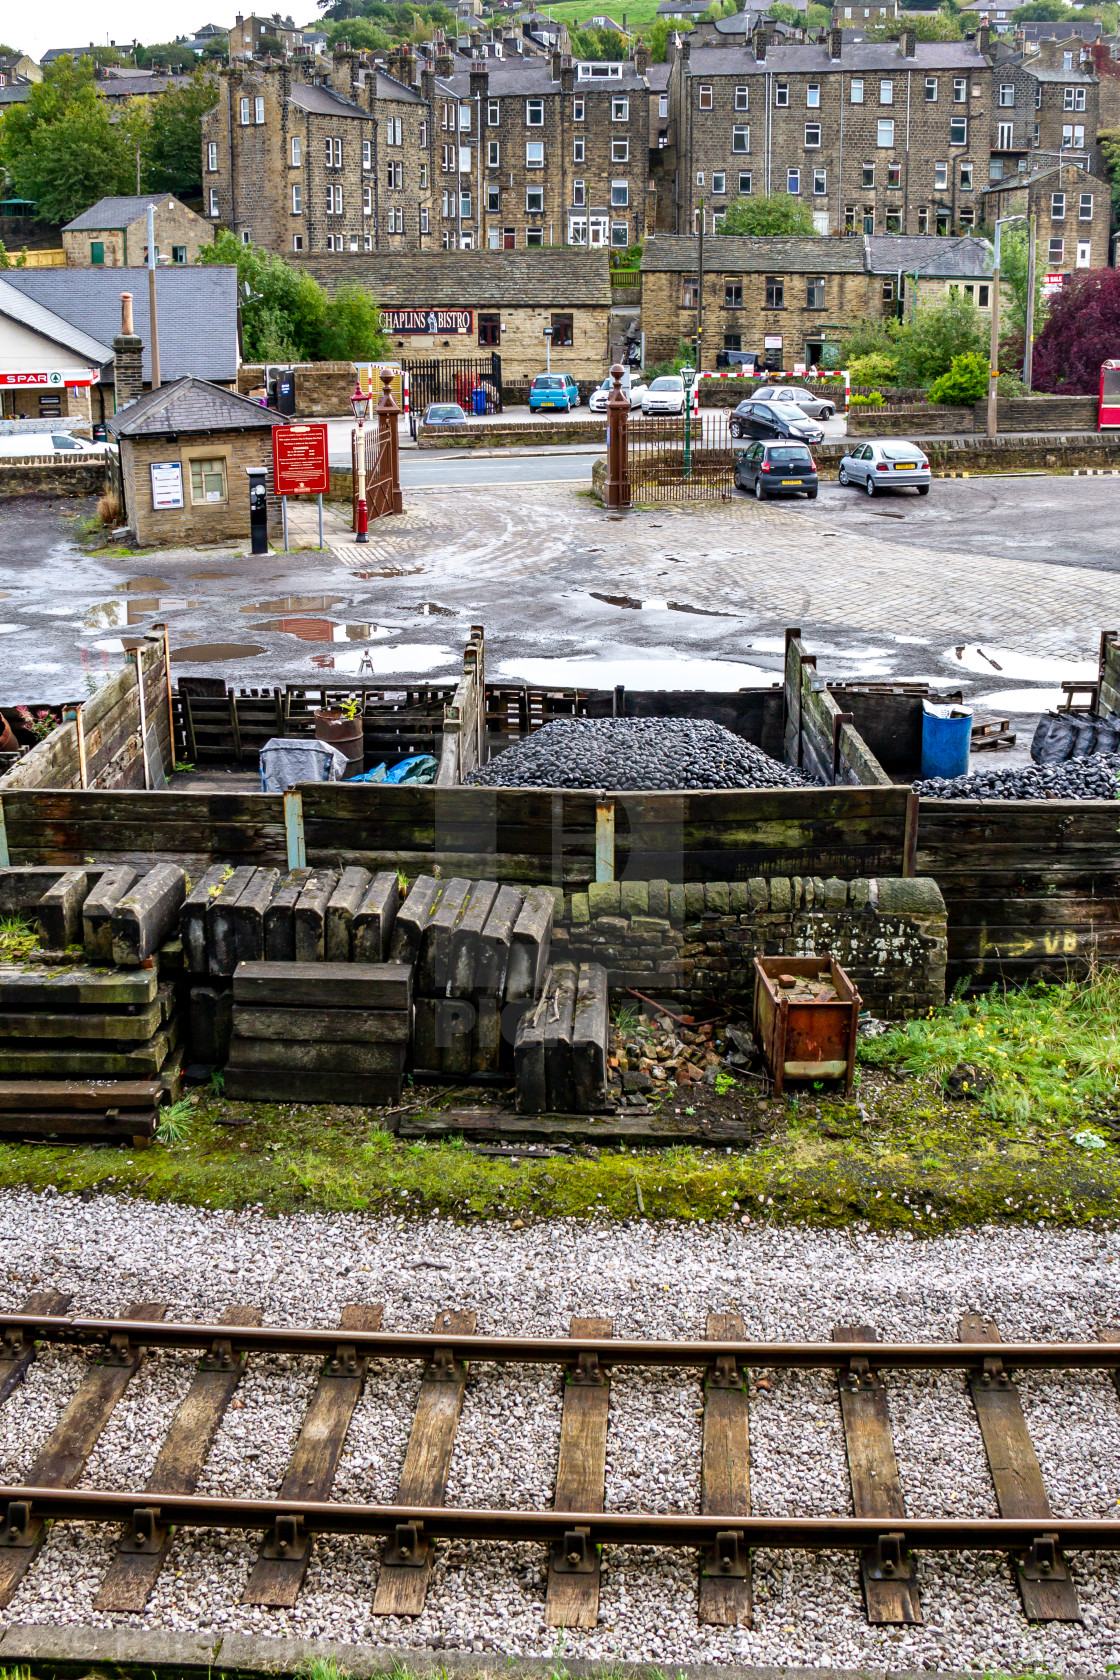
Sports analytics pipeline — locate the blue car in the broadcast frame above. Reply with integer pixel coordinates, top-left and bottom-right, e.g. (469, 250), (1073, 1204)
(529, 373), (580, 411)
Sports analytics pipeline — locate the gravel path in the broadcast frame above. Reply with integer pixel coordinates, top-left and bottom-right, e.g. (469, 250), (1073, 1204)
(2, 1191), (1120, 1667)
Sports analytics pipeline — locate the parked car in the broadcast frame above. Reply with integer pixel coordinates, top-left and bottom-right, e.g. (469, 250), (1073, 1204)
(728, 400), (824, 444)
(0, 432), (106, 457)
(735, 440), (818, 500)
(421, 402), (468, 427)
(641, 375), (687, 416)
(588, 373), (648, 412)
(838, 438), (932, 495)
(750, 383), (836, 420)
(529, 373), (581, 411)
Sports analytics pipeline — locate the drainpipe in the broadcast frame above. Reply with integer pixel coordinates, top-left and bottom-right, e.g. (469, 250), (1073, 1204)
(837, 72), (844, 234)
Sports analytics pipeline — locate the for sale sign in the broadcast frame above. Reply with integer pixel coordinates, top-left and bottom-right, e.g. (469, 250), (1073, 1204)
(273, 423), (330, 496)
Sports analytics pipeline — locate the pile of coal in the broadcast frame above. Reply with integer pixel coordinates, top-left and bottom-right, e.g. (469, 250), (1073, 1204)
(913, 752), (1120, 800)
(466, 717), (811, 791)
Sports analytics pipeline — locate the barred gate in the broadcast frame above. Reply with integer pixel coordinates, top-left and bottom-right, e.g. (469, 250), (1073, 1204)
(626, 413), (737, 503)
(401, 352), (503, 416)
(351, 417), (402, 525)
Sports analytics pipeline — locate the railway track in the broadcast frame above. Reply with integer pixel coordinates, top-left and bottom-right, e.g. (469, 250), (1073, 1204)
(2, 1296), (1118, 1632)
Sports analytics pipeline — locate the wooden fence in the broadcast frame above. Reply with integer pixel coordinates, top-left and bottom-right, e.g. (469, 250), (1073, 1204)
(784, 633), (894, 789)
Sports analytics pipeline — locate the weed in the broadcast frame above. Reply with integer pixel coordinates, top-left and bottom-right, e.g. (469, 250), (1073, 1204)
(155, 1098), (194, 1148)
(174, 761), (195, 773)
(0, 915), (37, 963)
(296, 1660), (351, 1680)
(209, 1068), (226, 1097)
(714, 1070), (736, 1096)
(612, 1003), (640, 1036)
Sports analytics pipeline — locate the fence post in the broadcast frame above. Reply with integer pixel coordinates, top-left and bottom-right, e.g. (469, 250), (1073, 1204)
(0, 796), (8, 868)
(605, 361), (630, 510)
(283, 788), (306, 870)
(595, 797), (616, 882)
(377, 368), (403, 515)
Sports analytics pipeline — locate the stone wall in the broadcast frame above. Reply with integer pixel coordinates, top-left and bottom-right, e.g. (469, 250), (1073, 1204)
(847, 404), (973, 436)
(815, 431), (1120, 474)
(121, 428), (282, 546)
(0, 458), (108, 500)
(418, 418), (606, 449)
(847, 394), (1102, 438)
(551, 874), (947, 1020)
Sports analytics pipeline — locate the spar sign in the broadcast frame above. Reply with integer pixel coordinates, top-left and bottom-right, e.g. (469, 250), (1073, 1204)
(0, 368), (101, 387)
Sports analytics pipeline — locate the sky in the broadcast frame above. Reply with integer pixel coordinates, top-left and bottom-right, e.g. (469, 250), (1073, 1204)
(17, 3), (210, 60)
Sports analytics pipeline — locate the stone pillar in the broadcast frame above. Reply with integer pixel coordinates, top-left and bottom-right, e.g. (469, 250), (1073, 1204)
(113, 291), (144, 411)
(605, 362), (630, 510)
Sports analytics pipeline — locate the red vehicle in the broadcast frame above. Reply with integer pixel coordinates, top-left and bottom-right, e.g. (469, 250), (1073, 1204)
(1099, 359), (1120, 429)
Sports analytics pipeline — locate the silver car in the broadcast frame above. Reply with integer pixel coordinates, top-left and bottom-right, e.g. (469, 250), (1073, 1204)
(751, 383), (836, 420)
(838, 438), (932, 496)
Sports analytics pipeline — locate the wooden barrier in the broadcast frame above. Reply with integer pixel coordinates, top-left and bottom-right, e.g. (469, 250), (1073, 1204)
(1099, 631), (1120, 717)
(783, 634), (892, 789)
(436, 627), (486, 786)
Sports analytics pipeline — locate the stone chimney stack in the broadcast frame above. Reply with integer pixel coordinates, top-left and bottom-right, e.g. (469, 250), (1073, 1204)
(435, 48), (453, 75)
(634, 37), (651, 73)
(901, 25), (916, 56)
(752, 26), (767, 59)
(828, 25), (842, 58)
(113, 291), (144, 409)
(551, 47), (563, 77)
(470, 64), (488, 97)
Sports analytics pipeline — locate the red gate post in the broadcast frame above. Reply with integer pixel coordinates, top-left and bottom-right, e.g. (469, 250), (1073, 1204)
(377, 368), (404, 516)
(605, 361), (630, 510)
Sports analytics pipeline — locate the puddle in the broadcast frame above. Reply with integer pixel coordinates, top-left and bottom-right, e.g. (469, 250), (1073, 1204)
(351, 567), (423, 579)
(116, 577), (169, 592)
(0, 624), (19, 635)
(497, 653), (781, 691)
(20, 661), (63, 673)
(944, 645), (1097, 683)
(188, 571), (233, 580)
(252, 617), (393, 643)
(242, 595), (345, 613)
(975, 687), (1070, 713)
(170, 643), (266, 663)
(83, 602), (124, 629)
(310, 643), (455, 675)
(893, 635), (929, 646)
(415, 603), (456, 617)
(588, 593), (734, 619)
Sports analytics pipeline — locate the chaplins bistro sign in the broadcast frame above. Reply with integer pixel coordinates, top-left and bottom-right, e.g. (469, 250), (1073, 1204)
(382, 308), (473, 335)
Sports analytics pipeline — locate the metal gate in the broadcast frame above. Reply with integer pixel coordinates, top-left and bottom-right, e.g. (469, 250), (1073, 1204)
(401, 352), (503, 416)
(627, 413), (736, 503)
(351, 419), (402, 525)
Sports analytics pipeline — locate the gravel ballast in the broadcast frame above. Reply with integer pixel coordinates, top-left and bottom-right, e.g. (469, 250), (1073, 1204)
(466, 719), (811, 791)
(914, 752), (1120, 800)
(2, 1192), (1120, 1668)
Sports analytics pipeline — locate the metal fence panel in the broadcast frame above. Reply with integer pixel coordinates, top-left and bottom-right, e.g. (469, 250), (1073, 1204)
(401, 353), (503, 416)
(627, 412), (736, 503)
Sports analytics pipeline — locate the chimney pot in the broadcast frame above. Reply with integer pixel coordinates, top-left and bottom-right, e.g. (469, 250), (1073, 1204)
(120, 291), (134, 335)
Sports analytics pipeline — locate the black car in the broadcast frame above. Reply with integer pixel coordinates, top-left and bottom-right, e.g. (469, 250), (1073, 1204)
(735, 440), (818, 500)
(728, 399), (825, 445)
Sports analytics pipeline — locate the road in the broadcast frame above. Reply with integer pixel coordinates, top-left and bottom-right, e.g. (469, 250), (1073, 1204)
(401, 454), (593, 490)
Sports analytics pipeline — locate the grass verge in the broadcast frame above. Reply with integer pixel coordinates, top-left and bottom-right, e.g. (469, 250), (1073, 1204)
(1, 977), (1119, 1231)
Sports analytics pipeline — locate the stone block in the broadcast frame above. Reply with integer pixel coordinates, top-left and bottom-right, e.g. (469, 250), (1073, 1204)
(587, 880), (621, 918)
(802, 876), (815, 909)
(620, 880), (649, 917)
(729, 880), (750, 913)
(812, 876), (827, 905)
(704, 881), (729, 915)
(630, 915), (671, 938)
(848, 877), (871, 910)
(668, 884), (686, 925)
(877, 876), (946, 916)
(789, 875), (802, 910)
(768, 877), (792, 913)
(749, 876), (770, 909)
(684, 882), (705, 919)
(823, 876), (848, 910)
(570, 891), (590, 925)
(596, 915), (629, 938)
(648, 878), (670, 918)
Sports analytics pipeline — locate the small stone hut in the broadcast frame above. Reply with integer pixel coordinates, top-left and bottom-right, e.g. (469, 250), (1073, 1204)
(109, 375), (285, 547)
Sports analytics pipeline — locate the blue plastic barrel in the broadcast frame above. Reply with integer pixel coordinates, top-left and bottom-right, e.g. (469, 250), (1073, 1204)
(472, 387), (486, 415)
(921, 702), (973, 780)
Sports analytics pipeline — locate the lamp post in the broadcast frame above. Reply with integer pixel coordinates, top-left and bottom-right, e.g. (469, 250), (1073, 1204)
(543, 326), (553, 375)
(987, 213), (1026, 439)
(351, 377), (372, 544)
(681, 362), (696, 480)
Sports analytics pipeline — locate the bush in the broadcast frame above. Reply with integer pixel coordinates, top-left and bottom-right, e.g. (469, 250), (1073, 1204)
(928, 351), (990, 406)
(849, 352), (898, 387)
(848, 391), (885, 407)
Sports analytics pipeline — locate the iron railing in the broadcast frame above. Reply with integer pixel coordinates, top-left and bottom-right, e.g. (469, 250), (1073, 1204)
(401, 352), (502, 417)
(627, 412), (736, 504)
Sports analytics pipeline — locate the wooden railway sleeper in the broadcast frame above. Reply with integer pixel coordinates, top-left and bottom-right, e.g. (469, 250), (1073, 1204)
(702, 1530), (748, 1579)
(261, 1513), (311, 1562)
(550, 1525), (597, 1574)
(119, 1506), (167, 1555)
(0, 1500), (34, 1548)
(863, 1531), (914, 1583)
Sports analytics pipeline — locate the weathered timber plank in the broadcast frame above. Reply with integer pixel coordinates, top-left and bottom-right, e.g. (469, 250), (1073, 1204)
(0, 967), (157, 1010)
(325, 867), (372, 962)
(447, 880), (499, 998)
(373, 1308), (476, 1617)
(232, 961), (412, 1011)
(833, 1324), (921, 1625)
(209, 865), (258, 977)
(0, 1301), (165, 1609)
(245, 1303), (383, 1608)
(0, 1288), (73, 1407)
(960, 1313), (1081, 1622)
(263, 869), (313, 961)
(507, 888), (554, 1002)
(232, 1006), (409, 1044)
(416, 877), (473, 995)
(545, 1315), (612, 1629)
(352, 871), (401, 963)
(543, 963), (578, 1113)
(95, 1303), (262, 1612)
(0, 1080), (161, 1111)
(387, 875), (441, 965)
(293, 869), (339, 963)
(223, 1069), (403, 1107)
(233, 868), (282, 966)
(699, 1310), (752, 1628)
(0, 1000), (163, 1042)
(227, 1038), (406, 1075)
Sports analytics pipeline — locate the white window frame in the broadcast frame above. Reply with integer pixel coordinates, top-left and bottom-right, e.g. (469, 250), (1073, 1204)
(526, 98), (544, 125)
(1077, 238), (1091, 267)
(526, 184), (544, 212)
(573, 97), (585, 120)
(1052, 192), (1066, 219)
(960, 162), (973, 189)
(364, 183), (373, 213)
(611, 179), (629, 206)
(292, 184), (302, 213)
(209, 187), (220, 217)
(239, 96), (251, 124)
(611, 95), (629, 120)
(953, 76), (967, 102)
(732, 124), (750, 153)
(804, 121), (821, 147)
(612, 138), (629, 161)
(488, 139), (500, 166)
(934, 161), (948, 188)
(362, 139), (371, 168)
(1048, 236), (1064, 263)
(526, 140), (544, 168)
(813, 166), (827, 194)
(806, 82), (820, 108)
(420, 206), (429, 233)
(850, 77), (864, 104)
(787, 166), (800, 193)
(712, 171), (726, 194)
(1079, 192), (1094, 220)
(775, 82), (789, 106)
(486, 184), (500, 212)
(572, 178), (586, 206)
(734, 84), (748, 110)
(574, 136), (585, 162)
(254, 95), (264, 123)
(207, 141), (219, 170)
(488, 99), (499, 125)
(877, 117), (894, 147)
(879, 79), (893, 104)
(949, 116), (967, 145)
(925, 76), (938, 102)
(997, 121), (1013, 148)
(738, 170), (752, 193)
(999, 82), (1014, 107)
(699, 83), (713, 109)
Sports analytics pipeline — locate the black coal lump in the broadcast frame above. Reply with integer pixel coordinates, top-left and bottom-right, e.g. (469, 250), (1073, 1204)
(912, 752), (1120, 801)
(465, 717), (813, 792)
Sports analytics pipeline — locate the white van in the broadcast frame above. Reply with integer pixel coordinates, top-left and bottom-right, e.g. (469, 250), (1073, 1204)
(0, 432), (104, 458)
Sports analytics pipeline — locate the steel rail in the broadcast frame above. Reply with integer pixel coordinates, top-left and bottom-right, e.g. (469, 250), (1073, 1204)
(1, 1486), (1119, 1553)
(3, 1314), (1120, 1371)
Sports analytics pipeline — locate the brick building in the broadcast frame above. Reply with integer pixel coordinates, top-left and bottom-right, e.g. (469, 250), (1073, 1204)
(436, 49), (652, 250)
(983, 157), (1111, 274)
(200, 54), (435, 254)
(665, 27), (994, 238)
(295, 247), (612, 379)
(989, 33), (1101, 177)
(62, 194), (212, 268)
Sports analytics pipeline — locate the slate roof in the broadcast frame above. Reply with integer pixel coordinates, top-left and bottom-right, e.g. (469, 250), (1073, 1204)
(98, 72), (193, 95)
(0, 267), (240, 386)
(641, 233), (868, 273)
(1024, 63), (1096, 79)
(682, 36), (986, 68)
(63, 193), (178, 232)
(864, 233), (993, 276)
(646, 61), (672, 87)
(108, 376), (285, 437)
(441, 56), (647, 92)
(294, 248), (613, 307)
(981, 157), (1101, 190)
(288, 75), (422, 113)
(1020, 19), (1102, 39)
(0, 276), (113, 365)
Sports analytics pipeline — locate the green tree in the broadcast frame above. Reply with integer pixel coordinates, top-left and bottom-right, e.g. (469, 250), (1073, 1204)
(199, 229), (325, 359)
(716, 191), (817, 235)
(137, 40), (195, 69)
(0, 56), (152, 224)
(648, 17), (670, 59)
(806, 4), (833, 24)
(999, 222), (1046, 359)
(928, 350), (989, 404)
(327, 17), (393, 48)
(202, 35), (230, 58)
(319, 280), (392, 360)
(1009, 0), (1077, 17)
(893, 292), (989, 383)
(1100, 129), (1120, 224)
(147, 69), (220, 194)
(569, 23), (626, 57)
